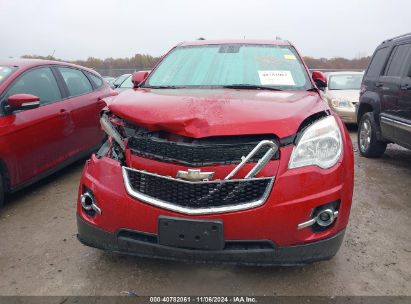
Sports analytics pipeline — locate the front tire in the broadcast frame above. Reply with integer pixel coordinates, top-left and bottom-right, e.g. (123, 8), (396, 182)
(358, 112), (387, 158)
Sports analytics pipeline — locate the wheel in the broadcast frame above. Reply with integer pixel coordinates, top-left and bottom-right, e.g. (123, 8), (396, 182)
(358, 112), (387, 158)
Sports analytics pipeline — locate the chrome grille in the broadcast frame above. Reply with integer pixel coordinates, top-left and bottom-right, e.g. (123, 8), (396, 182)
(122, 167), (274, 215)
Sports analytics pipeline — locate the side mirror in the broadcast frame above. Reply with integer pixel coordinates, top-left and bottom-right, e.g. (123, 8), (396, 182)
(6, 94), (40, 112)
(132, 71), (149, 88)
(312, 71), (327, 91)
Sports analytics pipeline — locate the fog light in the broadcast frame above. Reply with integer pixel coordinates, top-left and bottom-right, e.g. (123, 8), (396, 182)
(316, 209), (335, 227)
(81, 191), (101, 215)
(297, 204), (339, 230)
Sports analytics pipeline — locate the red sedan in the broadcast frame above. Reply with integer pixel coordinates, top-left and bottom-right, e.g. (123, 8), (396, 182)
(0, 59), (114, 206)
(77, 40), (354, 265)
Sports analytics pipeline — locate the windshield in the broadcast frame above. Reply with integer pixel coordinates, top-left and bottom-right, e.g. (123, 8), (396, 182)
(145, 44), (312, 90)
(120, 75), (133, 88)
(328, 74), (363, 90)
(113, 74), (131, 86)
(0, 66), (17, 85)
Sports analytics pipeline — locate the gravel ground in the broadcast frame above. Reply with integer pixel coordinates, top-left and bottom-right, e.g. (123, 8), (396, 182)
(0, 129), (410, 296)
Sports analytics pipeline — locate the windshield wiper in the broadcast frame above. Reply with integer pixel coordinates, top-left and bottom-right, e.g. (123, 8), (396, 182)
(143, 85), (180, 89)
(223, 84), (282, 91)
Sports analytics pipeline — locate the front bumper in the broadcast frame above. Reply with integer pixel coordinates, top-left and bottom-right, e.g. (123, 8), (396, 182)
(77, 215), (345, 266)
(329, 107), (357, 124)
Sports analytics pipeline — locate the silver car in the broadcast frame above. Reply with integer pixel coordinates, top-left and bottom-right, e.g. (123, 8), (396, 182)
(323, 71), (364, 124)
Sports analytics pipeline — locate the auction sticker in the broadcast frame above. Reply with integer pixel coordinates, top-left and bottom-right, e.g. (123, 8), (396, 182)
(258, 70), (295, 86)
(284, 54), (297, 60)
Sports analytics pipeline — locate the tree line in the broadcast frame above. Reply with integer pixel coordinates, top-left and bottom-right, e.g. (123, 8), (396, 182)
(21, 54), (162, 76)
(304, 56), (371, 70)
(21, 53), (371, 74)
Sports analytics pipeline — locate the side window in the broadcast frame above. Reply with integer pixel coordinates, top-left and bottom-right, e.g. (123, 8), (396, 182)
(58, 67), (93, 97)
(87, 72), (103, 88)
(366, 47), (390, 78)
(384, 43), (411, 77)
(6, 67), (61, 105)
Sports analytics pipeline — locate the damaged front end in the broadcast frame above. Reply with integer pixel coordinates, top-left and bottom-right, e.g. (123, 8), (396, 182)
(96, 110), (280, 215)
(77, 107), (352, 265)
(76, 40), (354, 265)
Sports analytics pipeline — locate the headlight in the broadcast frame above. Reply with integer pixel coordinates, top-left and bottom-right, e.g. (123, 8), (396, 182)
(289, 116), (342, 169)
(330, 98), (353, 109)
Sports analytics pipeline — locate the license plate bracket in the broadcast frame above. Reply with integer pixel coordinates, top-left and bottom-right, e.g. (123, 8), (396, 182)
(158, 216), (224, 250)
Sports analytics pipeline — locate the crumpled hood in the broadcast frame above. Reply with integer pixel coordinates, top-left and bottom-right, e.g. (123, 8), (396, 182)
(108, 88), (329, 138)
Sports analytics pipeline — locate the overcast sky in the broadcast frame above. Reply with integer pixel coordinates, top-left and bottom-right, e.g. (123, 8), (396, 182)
(1, 0), (410, 60)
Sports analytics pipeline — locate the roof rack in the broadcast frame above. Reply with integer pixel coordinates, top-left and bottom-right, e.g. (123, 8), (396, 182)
(382, 32), (411, 44)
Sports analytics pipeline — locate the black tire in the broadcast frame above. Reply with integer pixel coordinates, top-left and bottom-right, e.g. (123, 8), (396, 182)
(358, 112), (387, 158)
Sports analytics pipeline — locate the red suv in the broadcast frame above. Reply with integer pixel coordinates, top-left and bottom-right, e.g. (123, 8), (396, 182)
(77, 40), (354, 265)
(0, 60), (114, 206)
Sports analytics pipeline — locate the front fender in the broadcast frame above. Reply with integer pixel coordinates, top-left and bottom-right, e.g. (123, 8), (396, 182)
(358, 90), (381, 123)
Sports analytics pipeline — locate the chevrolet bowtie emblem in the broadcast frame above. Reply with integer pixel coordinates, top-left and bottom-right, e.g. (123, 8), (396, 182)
(176, 169), (214, 182)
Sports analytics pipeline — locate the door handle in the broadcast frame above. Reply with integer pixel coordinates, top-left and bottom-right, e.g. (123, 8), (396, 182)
(59, 109), (68, 115)
(375, 82), (384, 88)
